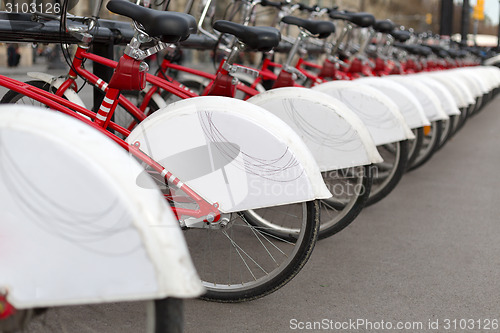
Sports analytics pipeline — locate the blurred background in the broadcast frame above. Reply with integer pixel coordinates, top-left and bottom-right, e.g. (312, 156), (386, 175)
(0, 0), (498, 67)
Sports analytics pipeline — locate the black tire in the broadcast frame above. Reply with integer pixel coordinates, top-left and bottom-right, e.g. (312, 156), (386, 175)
(407, 120), (443, 171)
(318, 165), (372, 239)
(451, 109), (463, 136)
(436, 115), (456, 151)
(366, 140), (409, 206)
(469, 96), (483, 117)
(455, 105), (473, 133)
(406, 127), (424, 168)
(193, 201), (319, 302)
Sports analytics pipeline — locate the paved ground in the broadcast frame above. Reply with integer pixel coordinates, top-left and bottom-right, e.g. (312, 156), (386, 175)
(184, 96), (500, 332)
(1, 63), (499, 332)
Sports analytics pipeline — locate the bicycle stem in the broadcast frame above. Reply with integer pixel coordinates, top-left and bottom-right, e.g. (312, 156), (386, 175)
(331, 23), (353, 57)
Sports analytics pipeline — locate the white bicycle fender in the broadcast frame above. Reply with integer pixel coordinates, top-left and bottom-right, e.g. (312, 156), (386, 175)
(0, 105), (203, 309)
(449, 69), (483, 98)
(247, 87), (382, 172)
(448, 72), (477, 105)
(421, 72), (468, 108)
(478, 66), (500, 91)
(461, 68), (489, 94)
(27, 72), (86, 108)
(484, 54), (500, 66)
(414, 75), (461, 116)
(126, 96), (332, 213)
(149, 90), (168, 109)
(385, 76), (449, 121)
(484, 66), (500, 87)
(179, 72), (267, 94)
(313, 81), (415, 145)
(427, 71), (475, 106)
(355, 77), (431, 129)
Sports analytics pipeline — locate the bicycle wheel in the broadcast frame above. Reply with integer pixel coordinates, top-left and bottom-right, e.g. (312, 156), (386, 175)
(1, 299), (183, 333)
(317, 165), (372, 239)
(407, 120), (443, 171)
(185, 201), (319, 302)
(365, 140), (409, 206)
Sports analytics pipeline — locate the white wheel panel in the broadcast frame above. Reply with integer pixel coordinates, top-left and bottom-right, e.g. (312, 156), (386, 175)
(126, 96), (332, 213)
(0, 106), (203, 310)
(355, 76), (431, 128)
(385, 75), (449, 121)
(414, 75), (461, 116)
(313, 81), (415, 145)
(247, 87), (383, 171)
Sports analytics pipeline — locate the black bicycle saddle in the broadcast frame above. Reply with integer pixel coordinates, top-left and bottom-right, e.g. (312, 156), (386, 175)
(390, 30), (411, 43)
(106, 0), (197, 42)
(373, 19), (395, 33)
(329, 11), (375, 28)
(281, 16), (335, 39)
(213, 20), (281, 52)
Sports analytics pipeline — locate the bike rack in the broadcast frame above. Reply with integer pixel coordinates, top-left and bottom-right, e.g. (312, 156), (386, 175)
(0, 12), (136, 111)
(0, 12), (135, 44)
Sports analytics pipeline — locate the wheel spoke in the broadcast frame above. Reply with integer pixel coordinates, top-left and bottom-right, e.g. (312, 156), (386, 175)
(221, 229), (268, 280)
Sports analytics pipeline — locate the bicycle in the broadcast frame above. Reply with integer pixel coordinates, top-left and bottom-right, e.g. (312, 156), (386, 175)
(0, 0), (331, 304)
